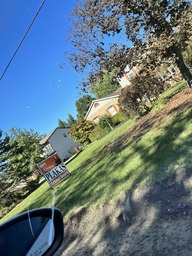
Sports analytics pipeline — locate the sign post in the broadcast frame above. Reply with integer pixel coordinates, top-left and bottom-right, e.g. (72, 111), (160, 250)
(37, 153), (70, 188)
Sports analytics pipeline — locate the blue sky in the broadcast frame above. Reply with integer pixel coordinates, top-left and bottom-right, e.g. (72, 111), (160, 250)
(0, 0), (83, 135)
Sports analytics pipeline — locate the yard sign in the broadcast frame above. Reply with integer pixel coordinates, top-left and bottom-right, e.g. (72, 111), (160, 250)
(37, 152), (70, 188)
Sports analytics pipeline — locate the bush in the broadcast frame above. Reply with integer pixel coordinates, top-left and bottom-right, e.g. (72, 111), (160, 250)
(0, 208), (8, 219)
(118, 73), (166, 117)
(151, 98), (168, 112)
(98, 115), (113, 132)
(69, 120), (95, 145)
(111, 111), (128, 126)
(89, 126), (105, 142)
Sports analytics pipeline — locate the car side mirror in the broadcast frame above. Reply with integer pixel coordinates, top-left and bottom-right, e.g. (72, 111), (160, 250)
(0, 208), (64, 256)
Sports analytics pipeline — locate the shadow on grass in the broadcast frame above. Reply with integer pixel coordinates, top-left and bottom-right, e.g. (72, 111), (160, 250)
(56, 166), (192, 255)
(55, 92), (192, 255)
(18, 89), (192, 255)
(30, 97), (192, 217)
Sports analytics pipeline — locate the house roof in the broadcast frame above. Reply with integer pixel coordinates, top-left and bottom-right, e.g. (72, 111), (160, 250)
(39, 127), (70, 145)
(84, 88), (122, 120)
(98, 87), (122, 99)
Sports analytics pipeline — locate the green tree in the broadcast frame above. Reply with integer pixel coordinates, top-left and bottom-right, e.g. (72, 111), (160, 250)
(69, 120), (95, 145)
(0, 130), (10, 176)
(90, 69), (120, 98)
(76, 95), (95, 120)
(67, 114), (77, 127)
(183, 41), (192, 68)
(68, 0), (192, 87)
(58, 118), (68, 128)
(0, 130), (11, 215)
(0, 128), (43, 217)
(7, 128), (42, 183)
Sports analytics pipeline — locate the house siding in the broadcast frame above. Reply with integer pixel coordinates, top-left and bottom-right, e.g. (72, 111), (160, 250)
(118, 65), (140, 88)
(118, 75), (131, 88)
(86, 98), (119, 122)
(47, 128), (79, 161)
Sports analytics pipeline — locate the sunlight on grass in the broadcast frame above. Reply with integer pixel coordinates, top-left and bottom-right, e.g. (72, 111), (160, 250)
(1, 84), (192, 224)
(161, 80), (187, 99)
(151, 80), (187, 112)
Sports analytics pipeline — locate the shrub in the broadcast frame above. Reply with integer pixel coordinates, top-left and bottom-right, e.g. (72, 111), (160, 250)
(69, 120), (95, 145)
(118, 73), (166, 117)
(151, 98), (168, 112)
(111, 111), (128, 126)
(89, 126), (105, 142)
(98, 115), (113, 132)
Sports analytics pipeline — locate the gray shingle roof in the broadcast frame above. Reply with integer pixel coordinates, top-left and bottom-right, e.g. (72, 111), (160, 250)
(39, 127), (70, 145)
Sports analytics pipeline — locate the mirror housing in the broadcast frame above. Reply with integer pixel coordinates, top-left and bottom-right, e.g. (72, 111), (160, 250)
(0, 208), (64, 256)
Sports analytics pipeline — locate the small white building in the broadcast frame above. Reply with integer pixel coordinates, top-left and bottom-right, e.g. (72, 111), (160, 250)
(40, 127), (79, 161)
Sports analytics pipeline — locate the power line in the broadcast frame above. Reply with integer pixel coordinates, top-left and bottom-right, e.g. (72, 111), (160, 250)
(0, 0), (47, 81)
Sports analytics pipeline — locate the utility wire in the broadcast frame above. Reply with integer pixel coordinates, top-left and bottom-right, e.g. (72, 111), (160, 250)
(0, 0), (47, 81)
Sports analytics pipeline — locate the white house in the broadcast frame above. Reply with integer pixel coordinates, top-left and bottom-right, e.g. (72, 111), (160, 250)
(40, 127), (79, 161)
(118, 64), (177, 87)
(118, 65), (139, 88)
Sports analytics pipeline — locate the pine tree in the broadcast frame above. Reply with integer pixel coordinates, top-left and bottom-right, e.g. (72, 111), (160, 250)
(76, 95), (95, 120)
(58, 118), (68, 128)
(0, 128), (43, 216)
(67, 114), (76, 127)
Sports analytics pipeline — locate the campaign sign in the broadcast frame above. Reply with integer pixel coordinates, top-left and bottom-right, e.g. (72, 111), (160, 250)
(37, 153), (70, 188)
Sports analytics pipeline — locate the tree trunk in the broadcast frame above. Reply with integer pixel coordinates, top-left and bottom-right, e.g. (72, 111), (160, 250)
(173, 45), (192, 88)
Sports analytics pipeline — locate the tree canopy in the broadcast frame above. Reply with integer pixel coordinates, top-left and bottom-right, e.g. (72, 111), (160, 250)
(90, 69), (120, 98)
(58, 114), (76, 128)
(69, 120), (95, 145)
(58, 119), (68, 128)
(0, 130), (10, 177)
(118, 72), (165, 116)
(75, 95), (95, 120)
(67, 114), (77, 127)
(183, 39), (192, 68)
(0, 128), (43, 217)
(68, 0), (192, 87)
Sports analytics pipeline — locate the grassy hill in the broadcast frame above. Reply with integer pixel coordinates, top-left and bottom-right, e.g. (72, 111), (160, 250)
(1, 81), (192, 224)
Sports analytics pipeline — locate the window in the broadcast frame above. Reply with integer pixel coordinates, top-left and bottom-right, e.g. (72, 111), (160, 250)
(157, 74), (164, 82)
(126, 70), (135, 80)
(169, 65), (176, 74)
(42, 143), (55, 157)
(93, 117), (99, 124)
(107, 106), (117, 116)
(128, 71), (135, 79)
(171, 67), (176, 73)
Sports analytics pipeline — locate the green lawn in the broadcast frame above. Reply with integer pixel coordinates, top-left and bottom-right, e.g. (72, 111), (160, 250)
(1, 82), (192, 223)
(151, 80), (187, 112)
